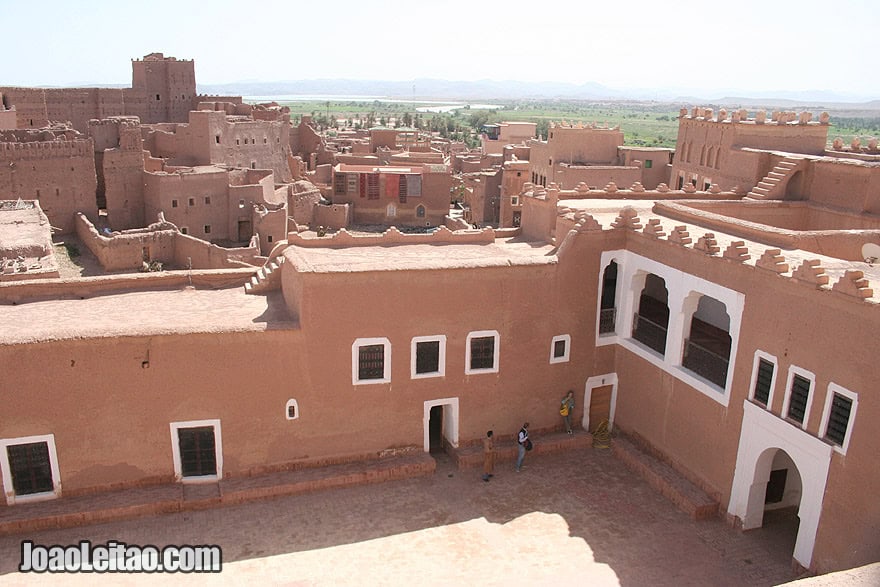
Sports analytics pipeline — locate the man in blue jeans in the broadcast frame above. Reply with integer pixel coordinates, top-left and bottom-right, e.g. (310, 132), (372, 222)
(516, 422), (529, 472)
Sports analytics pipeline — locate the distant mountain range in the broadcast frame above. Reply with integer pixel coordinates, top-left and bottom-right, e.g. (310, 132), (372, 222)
(197, 79), (880, 109)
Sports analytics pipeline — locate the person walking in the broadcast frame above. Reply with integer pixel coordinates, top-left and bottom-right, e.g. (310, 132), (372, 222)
(482, 430), (495, 482)
(560, 390), (575, 435)
(515, 422), (530, 472)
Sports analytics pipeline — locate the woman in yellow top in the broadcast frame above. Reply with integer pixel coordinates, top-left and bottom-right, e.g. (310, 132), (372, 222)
(560, 390), (575, 435)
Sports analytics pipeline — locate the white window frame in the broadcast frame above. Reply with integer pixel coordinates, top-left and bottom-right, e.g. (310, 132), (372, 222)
(818, 383), (858, 455)
(170, 419), (223, 483)
(598, 250), (745, 407)
(511, 196), (520, 206)
(549, 334), (571, 364)
(285, 399), (300, 421)
(465, 330), (500, 375)
(0, 433), (61, 505)
(352, 337), (391, 385)
(411, 335), (446, 379)
(782, 366), (816, 431)
(748, 350), (779, 410)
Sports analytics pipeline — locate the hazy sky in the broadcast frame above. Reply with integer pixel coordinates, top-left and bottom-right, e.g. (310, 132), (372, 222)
(2, 0), (878, 99)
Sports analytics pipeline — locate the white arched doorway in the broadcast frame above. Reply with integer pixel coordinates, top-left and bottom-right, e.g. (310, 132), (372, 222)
(728, 401), (832, 568)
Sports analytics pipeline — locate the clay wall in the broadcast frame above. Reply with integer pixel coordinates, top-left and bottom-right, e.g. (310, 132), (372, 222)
(90, 118), (148, 230)
(551, 165), (641, 191)
(500, 161), (529, 227)
(0, 107), (16, 131)
(288, 180), (322, 227)
(0, 139), (97, 233)
(131, 55), (196, 124)
(604, 228), (880, 573)
(172, 232), (258, 268)
(332, 164), (451, 227)
(143, 168), (230, 241)
(618, 147), (673, 189)
(75, 213), (177, 271)
(805, 159), (880, 214)
(0, 88), (48, 128)
(313, 202), (352, 230)
(280, 246), (592, 450)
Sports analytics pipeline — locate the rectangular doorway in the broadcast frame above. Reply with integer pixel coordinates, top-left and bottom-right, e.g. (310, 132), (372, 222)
(589, 385), (613, 433)
(238, 220), (252, 242)
(422, 398), (459, 453)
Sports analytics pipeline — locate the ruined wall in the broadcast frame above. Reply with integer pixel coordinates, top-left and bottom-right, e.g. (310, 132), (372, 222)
(75, 213), (176, 271)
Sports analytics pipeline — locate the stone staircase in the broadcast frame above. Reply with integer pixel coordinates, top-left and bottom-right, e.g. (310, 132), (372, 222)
(746, 156), (804, 200)
(612, 434), (719, 520)
(245, 256), (284, 294)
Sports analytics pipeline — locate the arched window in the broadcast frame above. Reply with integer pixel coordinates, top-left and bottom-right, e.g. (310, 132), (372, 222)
(632, 273), (669, 356)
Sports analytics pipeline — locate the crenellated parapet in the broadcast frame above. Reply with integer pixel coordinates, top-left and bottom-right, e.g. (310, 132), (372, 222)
(0, 138), (94, 160)
(679, 106), (831, 126)
(567, 204), (878, 304)
(286, 225), (497, 248)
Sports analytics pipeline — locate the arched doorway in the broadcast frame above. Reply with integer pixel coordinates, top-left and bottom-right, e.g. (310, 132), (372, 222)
(728, 402), (833, 569)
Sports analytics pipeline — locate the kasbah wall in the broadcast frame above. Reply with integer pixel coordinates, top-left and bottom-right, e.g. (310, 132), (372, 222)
(0, 136), (98, 233)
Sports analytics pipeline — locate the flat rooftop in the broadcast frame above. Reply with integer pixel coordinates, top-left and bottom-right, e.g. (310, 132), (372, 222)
(284, 237), (558, 273)
(0, 287), (295, 345)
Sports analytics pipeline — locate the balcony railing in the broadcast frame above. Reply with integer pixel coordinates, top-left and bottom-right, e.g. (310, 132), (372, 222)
(682, 338), (729, 388)
(632, 313), (668, 355)
(599, 308), (617, 334)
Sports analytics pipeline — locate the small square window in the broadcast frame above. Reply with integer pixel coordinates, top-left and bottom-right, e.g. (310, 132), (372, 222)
(215, 136), (220, 144)
(550, 334), (571, 364)
(204, 225), (212, 235)
(285, 399), (299, 420)
(267, 235), (273, 243)
(644, 159), (653, 169)
(171, 199), (179, 208)
(511, 196), (519, 206)
(180, 227), (188, 235)
(188, 198), (195, 207)
(236, 139), (240, 145)
(204, 196), (211, 205)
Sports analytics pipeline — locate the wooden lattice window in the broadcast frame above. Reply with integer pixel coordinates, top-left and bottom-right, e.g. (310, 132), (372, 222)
(177, 427), (217, 478)
(786, 374), (811, 424)
(825, 393), (853, 446)
(6, 442), (53, 496)
(753, 358), (774, 406)
(358, 344), (385, 380)
(470, 337), (495, 371)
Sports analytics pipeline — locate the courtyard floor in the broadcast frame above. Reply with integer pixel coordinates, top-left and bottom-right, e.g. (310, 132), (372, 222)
(0, 446), (799, 586)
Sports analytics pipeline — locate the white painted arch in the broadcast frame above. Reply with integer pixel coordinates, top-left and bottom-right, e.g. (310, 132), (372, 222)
(727, 401), (832, 569)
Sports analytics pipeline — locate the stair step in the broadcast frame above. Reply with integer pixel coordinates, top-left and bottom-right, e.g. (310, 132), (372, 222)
(757, 181), (777, 189)
(768, 171), (787, 179)
(612, 435), (719, 520)
(244, 282), (254, 294)
(751, 186), (770, 195)
(778, 161), (798, 168)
